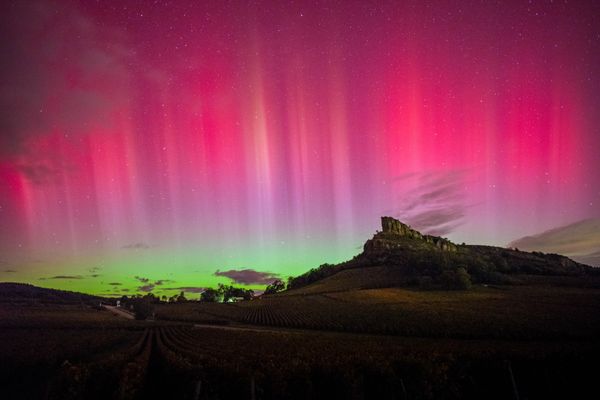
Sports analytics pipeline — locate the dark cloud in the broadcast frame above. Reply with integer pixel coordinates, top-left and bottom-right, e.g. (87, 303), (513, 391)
(138, 285), (155, 292)
(89, 274), (101, 278)
(163, 286), (205, 293)
(39, 275), (84, 280)
(215, 269), (279, 285)
(132, 276), (174, 292)
(509, 219), (600, 267)
(108, 282), (122, 286)
(390, 170), (472, 236)
(122, 242), (152, 250)
(0, 2), (131, 183)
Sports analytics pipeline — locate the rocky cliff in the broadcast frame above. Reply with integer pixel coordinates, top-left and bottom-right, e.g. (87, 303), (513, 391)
(363, 216), (458, 254)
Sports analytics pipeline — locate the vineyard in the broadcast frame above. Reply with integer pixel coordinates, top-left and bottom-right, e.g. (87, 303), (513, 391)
(156, 285), (600, 340)
(1, 301), (599, 399)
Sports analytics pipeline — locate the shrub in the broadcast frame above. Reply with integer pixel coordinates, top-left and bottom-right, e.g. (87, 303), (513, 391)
(440, 267), (472, 290)
(264, 279), (286, 295)
(132, 299), (154, 320)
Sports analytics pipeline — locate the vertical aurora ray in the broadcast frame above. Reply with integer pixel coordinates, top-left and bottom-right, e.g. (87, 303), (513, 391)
(1, 0), (599, 295)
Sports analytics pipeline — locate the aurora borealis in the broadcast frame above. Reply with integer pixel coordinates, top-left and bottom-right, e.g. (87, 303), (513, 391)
(1, 1), (599, 296)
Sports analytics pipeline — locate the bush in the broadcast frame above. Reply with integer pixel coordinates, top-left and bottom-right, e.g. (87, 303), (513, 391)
(440, 267), (472, 290)
(264, 279), (286, 295)
(200, 288), (221, 303)
(132, 299), (154, 320)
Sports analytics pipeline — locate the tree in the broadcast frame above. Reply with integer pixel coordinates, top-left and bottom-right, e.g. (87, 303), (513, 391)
(176, 291), (187, 303)
(264, 279), (285, 295)
(200, 288), (220, 302)
(132, 298), (154, 320)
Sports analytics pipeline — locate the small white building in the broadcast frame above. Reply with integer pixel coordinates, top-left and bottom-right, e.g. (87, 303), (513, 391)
(227, 297), (245, 303)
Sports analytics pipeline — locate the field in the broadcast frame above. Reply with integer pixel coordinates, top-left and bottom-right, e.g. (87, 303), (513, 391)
(1, 282), (600, 399)
(156, 284), (600, 339)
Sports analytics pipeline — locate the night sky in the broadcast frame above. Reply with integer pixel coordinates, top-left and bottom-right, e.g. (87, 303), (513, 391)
(1, 1), (599, 296)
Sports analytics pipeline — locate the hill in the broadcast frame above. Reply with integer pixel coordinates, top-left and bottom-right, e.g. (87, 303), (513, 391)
(154, 217), (600, 340)
(0, 282), (105, 305)
(285, 216), (598, 293)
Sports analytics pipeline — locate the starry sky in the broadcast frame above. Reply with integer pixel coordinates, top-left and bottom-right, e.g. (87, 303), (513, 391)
(1, 0), (599, 296)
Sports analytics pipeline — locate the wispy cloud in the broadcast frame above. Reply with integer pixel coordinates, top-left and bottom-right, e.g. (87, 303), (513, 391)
(133, 276), (174, 292)
(133, 276), (154, 292)
(0, 2), (131, 184)
(163, 286), (205, 293)
(215, 269), (279, 285)
(509, 219), (600, 267)
(39, 275), (84, 280)
(122, 242), (153, 250)
(389, 170), (472, 236)
(575, 250), (600, 268)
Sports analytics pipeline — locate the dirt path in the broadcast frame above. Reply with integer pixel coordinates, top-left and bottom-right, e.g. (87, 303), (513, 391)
(103, 304), (135, 320)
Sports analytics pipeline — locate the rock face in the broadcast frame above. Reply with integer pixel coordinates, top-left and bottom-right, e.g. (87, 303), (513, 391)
(363, 216), (458, 254)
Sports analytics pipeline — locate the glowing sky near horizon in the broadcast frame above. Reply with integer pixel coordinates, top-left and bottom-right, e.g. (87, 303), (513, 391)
(1, 1), (599, 296)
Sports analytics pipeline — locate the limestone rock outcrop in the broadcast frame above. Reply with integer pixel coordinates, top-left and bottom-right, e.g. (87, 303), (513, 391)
(363, 216), (458, 254)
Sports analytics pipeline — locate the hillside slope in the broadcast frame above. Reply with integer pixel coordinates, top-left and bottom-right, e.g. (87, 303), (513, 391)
(0, 282), (105, 304)
(285, 216), (597, 293)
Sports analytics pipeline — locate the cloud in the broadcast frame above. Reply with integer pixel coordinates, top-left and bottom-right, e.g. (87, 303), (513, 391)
(390, 170), (472, 236)
(214, 269), (279, 285)
(108, 282), (122, 286)
(405, 208), (466, 237)
(39, 275), (84, 280)
(122, 242), (153, 250)
(132, 276), (174, 292)
(163, 286), (206, 293)
(575, 250), (600, 268)
(0, 1), (131, 184)
(509, 219), (600, 267)
(138, 284), (155, 292)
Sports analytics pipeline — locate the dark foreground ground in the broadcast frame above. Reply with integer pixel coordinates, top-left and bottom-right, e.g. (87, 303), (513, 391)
(1, 283), (600, 400)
